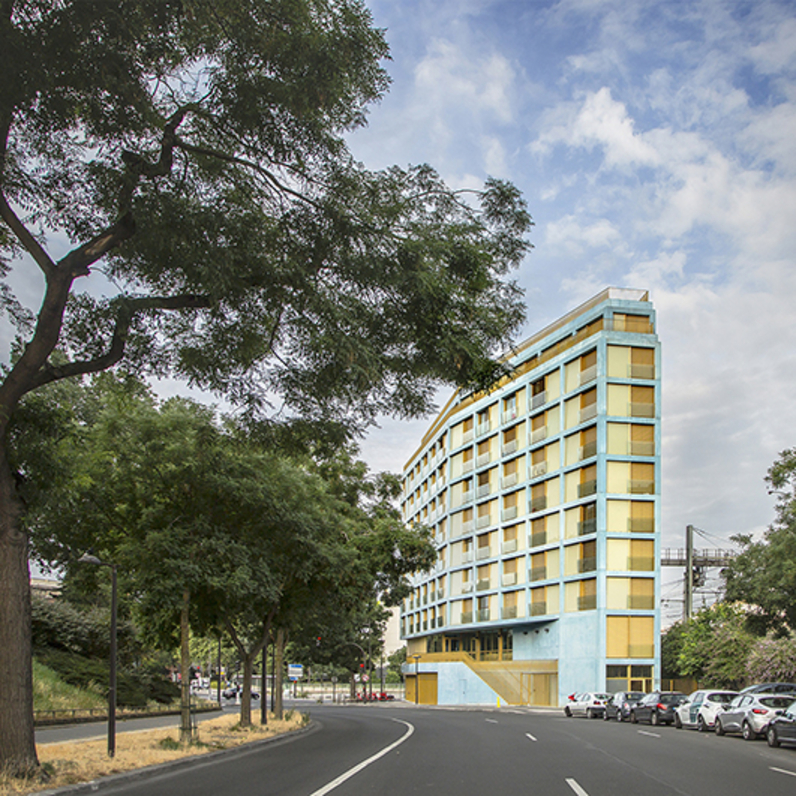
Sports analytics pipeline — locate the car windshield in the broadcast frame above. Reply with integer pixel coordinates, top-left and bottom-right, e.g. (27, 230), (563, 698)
(659, 694), (683, 704)
(593, 694), (610, 700)
(760, 696), (795, 708)
(707, 693), (736, 703)
(627, 692), (645, 700)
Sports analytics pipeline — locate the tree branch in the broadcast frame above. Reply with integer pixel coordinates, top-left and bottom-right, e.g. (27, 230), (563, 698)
(56, 212), (136, 278)
(0, 192), (56, 277)
(26, 293), (212, 392)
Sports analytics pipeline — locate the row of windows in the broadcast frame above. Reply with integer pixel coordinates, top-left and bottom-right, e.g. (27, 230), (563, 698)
(405, 342), (656, 488)
(403, 580), (656, 634)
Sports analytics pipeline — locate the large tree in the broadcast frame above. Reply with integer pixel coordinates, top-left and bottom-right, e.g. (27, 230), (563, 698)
(0, 0), (531, 772)
(723, 448), (796, 632)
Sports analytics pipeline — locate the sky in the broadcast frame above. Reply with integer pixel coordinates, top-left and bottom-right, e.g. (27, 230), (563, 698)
(343, 0), (796, 625)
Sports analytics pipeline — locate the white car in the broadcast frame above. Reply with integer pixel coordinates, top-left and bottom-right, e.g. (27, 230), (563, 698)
(564, 692), (611, 718)
(674, 689), (738, 731)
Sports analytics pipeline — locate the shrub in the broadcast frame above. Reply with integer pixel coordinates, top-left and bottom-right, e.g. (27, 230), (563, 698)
(747, 633), (796, 683)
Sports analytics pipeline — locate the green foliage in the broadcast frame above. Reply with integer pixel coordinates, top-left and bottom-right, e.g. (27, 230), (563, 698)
(677, 604), (756, 689)
(387, 646), (406, 684)
(32, 660), (106, 712)
(660, 623), (686, 680)
(747, 633), (796, 683)
(723, 448), (796, 631)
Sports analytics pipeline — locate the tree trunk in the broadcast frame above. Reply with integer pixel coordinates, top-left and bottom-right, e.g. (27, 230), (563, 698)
(274, 627), (285, 719)
(240, 652), (254, 728)
(0, 454), (39, 774)
(180, 589), (192, 744)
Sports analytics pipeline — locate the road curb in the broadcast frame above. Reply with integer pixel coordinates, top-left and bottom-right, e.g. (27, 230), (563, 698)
(33, 720), (319, 796)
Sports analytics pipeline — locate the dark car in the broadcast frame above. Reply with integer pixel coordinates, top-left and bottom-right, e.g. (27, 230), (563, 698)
(604, 691), (646, 722)
(740, 682), (796, 695)
(767, 701), (796, 747)
(630, 691), (687, 726)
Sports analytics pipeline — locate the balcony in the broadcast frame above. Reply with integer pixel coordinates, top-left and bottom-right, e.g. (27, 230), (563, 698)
(580, 441), (597, 460)
(629, 363), (655, 380)
(502, 472), (518, 488)
(477, 608), (491, 622)
(531, 391), (547, 410)
(477, 421), (491, 437)
(477, 453), (491, 468)
(630, 402), (655, 418)
(577, 556), (597, 573)
(580, 404), (598, 423)
(477, 579), (491, 592)
(462, 550), (473, 563)
(437, 588), (445, 599)
(477, 483), (491, 498)
(628, 480), (654, 495)
(502, 572), (518, 587)
(577, 594), (597, 611)
(580, 364), (598, 385)
(436, 616), (444, 628)
(462, 459), (474, 473)
(502, 538), (518, 554)
(628, 517), (655, 532)
(578, 480), (597, 498)
(630, 440), (655, 456)
(529, 566), (547, 582)
(628, 594), (655, 610)
(529, 601), (547, 616)
(460, 489), (474, 504)
(531, 461), (548, 479)
(502, 505), (518, 521)
(502, 605), (518, 619)
(609, 316), (654, 334)
(530, 531), (547, 548)
(628, 556), (655, 571)
(502, 439), (517, 455)
(530, 426), (548, 445)
(529, 496), (548, 513)
(502, 408), (518, 425)
(460, 581), (473, 593)
(476, 545), (492, 560)
(476, 514), (492, 529)
(422, 620), (428, 630)
(461, 611), (473, 624)
(578, 518), (597, 536)
(463, 429), (474, 444)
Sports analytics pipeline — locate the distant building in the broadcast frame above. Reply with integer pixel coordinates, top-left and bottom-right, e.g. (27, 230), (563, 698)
(400, 288), (660, 706)
(30, 577), (61, 599)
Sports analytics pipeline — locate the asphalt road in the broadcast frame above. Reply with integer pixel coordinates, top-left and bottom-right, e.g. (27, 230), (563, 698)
(41, 703), (796, 795)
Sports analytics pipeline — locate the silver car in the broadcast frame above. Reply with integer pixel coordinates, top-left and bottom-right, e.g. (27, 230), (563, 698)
(714, 693), (795, 740)
(564, 691), (611, 718)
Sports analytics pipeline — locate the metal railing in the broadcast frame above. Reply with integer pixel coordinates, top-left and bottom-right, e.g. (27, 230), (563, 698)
(629, 402), (655, 418)
(529, 496), (547, 513)
(578, 480), (597, 498)
(530, 531), (547, 548)
(578, 518), (597, 535)
(577, 556), (597, 573)
(577, 594), (597, 610)
(529, 566), (547, 582)
(529, 601), (547, 616)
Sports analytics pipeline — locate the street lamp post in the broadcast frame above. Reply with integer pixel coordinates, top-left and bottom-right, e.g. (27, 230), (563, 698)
(78, 553), (118, 757)
(411, 654), (421, 705)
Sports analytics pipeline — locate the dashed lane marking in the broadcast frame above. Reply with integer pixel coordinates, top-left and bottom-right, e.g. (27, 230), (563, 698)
(637, 730), (661, 738)
(770, 766), (796, 778)
(566, 777), (589, 796)
(526, 733), (537, 741)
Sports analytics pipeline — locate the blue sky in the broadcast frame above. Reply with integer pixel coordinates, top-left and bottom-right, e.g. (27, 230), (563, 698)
(348, 0), (796, 624)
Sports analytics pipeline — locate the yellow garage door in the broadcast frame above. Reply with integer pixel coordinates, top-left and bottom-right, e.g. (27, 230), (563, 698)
(406, 673), (438, 705)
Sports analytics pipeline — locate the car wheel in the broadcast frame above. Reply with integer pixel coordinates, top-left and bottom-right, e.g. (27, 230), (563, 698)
(651, 710), (659, 726)
(565, 706), (572, 717)
(715, 718), (725, 736)
(742, 720), (757, 741)
(674, 714), (682, 729)
(767, 726), (780, 748)
(617, 710), (624, 723)
(697, 716), (706, 733)
(603, 710), (610, 721)
(630, 710), (637, 724)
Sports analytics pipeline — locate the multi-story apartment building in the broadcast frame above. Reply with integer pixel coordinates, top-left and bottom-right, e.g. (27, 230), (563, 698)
(400, 288), (660, 706)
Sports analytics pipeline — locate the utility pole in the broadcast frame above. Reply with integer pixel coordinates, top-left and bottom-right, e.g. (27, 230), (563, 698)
(685, 524), (694, 622)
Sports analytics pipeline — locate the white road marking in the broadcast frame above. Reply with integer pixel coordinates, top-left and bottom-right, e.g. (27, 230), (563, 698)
(485, 719), (499, 724)
(526, 733), (537, 741)
(307, 719), (414, 796)
(566, 777), (590, 796)
(637, 730), (661, 738)
(770, 766), (796, 778)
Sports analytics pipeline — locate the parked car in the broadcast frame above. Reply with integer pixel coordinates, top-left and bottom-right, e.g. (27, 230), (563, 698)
(714, 693), (795, 740)
(674, 690), (738, 731)
(630, 691), (687, 726)
(221, 685), (259, 700)
(603, 691), (646, 722)
(739, 682), (796, 695)
(766, 701), (796, 748)
(564, 692), (611, 718)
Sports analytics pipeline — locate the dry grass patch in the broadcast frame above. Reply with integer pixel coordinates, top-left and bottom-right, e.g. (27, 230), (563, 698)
(1, 711), (308, 796)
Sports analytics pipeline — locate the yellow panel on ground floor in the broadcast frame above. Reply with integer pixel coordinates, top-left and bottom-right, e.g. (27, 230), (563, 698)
(406, 673), (438, 705)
